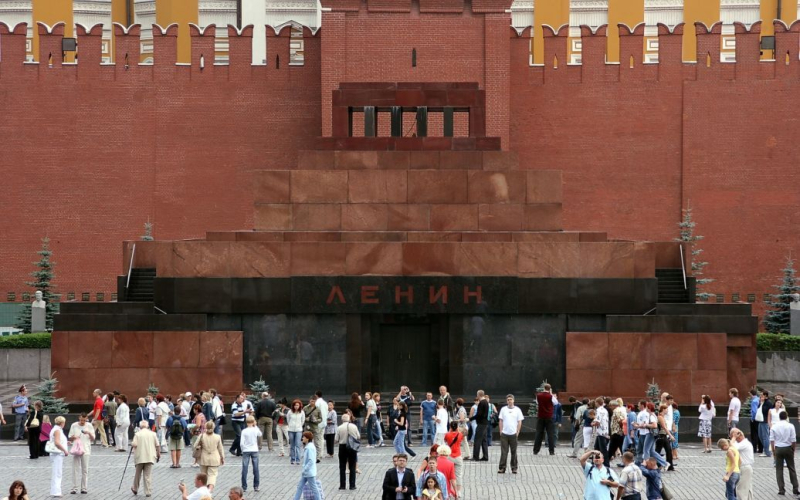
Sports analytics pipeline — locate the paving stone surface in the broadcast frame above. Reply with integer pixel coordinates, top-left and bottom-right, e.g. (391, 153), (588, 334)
(0, 438), (797, 499)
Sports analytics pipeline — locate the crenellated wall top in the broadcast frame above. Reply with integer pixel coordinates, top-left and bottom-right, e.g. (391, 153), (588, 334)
(510, 19), (800, 83)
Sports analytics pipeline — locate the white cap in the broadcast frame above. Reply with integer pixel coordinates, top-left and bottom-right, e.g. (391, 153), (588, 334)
(185, 392), (192, 398)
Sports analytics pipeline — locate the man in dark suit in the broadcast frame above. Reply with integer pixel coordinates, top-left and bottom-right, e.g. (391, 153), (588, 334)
(470, 390), (490, 461)
(382, 454), (417, 500)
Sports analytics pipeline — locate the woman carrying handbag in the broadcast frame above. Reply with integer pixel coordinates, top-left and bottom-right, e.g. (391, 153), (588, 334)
(25, 401), (43, 459)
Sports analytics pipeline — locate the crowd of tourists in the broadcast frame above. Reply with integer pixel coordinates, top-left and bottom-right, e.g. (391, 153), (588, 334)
(2, 383), (800, 499)
(550, 386), (797, 500)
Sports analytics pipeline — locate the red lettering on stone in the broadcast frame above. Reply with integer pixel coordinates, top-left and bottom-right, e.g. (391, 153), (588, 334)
(326, 286), (346, 305)
(361, 285), (380, 304)
(463, 286), (482, 304)
(429, 286), (448, 304)
(395, 286), (414, 304)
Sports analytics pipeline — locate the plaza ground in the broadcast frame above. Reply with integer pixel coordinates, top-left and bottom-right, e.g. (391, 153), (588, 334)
(0, 439), (796, 499)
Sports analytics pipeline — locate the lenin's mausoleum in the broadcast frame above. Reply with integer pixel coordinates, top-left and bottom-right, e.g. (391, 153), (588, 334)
(3, 0), (798, 402)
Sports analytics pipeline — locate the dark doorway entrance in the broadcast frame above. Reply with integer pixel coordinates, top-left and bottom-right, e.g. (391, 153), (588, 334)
(375, 315), (445, 394)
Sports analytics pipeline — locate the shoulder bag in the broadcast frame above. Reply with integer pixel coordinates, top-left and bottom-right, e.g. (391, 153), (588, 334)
(45, 431), (59, 454)
(193, 434), (204, 461)
(346, 423), (361, 452)
(29, 414), (40, 428)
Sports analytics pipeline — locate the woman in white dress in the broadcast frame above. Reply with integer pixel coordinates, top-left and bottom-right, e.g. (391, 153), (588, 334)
(115, 395), (131, 451)
(49, 416), (69, 497)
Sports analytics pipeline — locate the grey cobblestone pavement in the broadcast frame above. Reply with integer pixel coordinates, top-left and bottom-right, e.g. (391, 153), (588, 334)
(0, 439), (798, 499)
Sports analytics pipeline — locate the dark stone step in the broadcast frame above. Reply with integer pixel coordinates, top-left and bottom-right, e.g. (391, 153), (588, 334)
(59, 302), (154, 315)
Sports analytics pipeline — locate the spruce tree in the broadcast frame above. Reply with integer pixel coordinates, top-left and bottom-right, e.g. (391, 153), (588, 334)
(527, 380), (548, 417)
(15, 237), (58, 332)
(247, 377), (270, 404)
(141, 221), (154, 241)
(675, 205), (714, 301)
(32, 373), (69, 415)
(646, 379), (661, 405)
(764, 257), (798, 334)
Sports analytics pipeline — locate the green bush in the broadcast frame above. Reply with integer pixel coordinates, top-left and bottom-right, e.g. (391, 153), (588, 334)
(0, 332), (51, 349)
(757, 333), (800, 352)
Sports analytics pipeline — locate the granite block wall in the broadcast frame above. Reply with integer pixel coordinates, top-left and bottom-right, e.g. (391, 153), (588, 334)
(52, 330), (243, 402)
(565, 331), (754, 403)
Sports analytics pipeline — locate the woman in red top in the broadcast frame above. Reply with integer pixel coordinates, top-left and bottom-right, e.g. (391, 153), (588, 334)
(444, 421), (465, 497)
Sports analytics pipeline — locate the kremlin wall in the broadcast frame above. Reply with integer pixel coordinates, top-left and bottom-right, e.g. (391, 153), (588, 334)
(1, 1), (799, 318)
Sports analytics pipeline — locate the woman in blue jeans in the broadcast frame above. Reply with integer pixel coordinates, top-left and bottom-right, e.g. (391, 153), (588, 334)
(286, 399), (306, 465)
(642, 403), (667, 467)
(719, 438), (740, 500)
(392, 403), (416, 457)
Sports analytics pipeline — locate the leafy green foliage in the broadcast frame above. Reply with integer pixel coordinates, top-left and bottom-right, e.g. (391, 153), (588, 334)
(0, 332), (51, 349)
(763, 257), (798, 334)
(147, 383), (159, 397)
(757, 333), (800, 351)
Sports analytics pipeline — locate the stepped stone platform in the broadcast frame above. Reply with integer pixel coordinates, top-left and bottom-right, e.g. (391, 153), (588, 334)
(52, 82), (757, 403)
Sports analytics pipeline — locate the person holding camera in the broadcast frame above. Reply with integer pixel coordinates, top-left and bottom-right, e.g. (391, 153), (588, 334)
(178, 473), (211, 500)
(398, 387), (415, 446)
(579, 449), (620, 500)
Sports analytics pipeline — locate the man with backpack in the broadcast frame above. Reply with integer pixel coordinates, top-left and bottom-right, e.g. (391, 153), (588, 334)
(166, 412), (187, 468)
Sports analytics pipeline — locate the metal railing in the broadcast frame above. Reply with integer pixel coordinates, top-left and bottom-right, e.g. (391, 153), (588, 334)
(679, 244), (687, 290)
(126, 243), (136, 290)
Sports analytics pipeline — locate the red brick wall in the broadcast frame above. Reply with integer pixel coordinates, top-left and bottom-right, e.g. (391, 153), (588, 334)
(0, 26), (321, 299)
(1, 19), (799, 315)
(509, 23), (800, 316)
(319, 3), (511, 144)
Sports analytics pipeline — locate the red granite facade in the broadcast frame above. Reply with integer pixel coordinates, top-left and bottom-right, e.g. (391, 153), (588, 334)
(1, 14), (798, 311)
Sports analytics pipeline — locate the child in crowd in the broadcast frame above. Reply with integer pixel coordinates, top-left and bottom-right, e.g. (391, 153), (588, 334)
(422, 476), (443, 500)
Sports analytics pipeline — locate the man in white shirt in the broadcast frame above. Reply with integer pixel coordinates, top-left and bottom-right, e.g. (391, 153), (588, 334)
(179, 472), (212, 500)
(241, 415), (263, 492)
(770, 411), (799, 496)
(314, 391), (328, 456)
(728, 388), (742, 431)
(210, 389), (224, 436)
(497, 394), (524, 474)
(180, 394), (192, 446)
(634, 400), (649, 465)
(592, 398), (610, 465)
(730, 428), (754, 500)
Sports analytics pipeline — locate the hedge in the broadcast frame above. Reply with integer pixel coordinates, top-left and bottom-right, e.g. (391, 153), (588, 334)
(757, 333), (800, 352)
(0, 332), (51, 349)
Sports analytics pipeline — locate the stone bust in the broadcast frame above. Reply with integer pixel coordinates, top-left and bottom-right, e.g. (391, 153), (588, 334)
(31, 290), (46, 309)
(791, 293), (800, 311)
